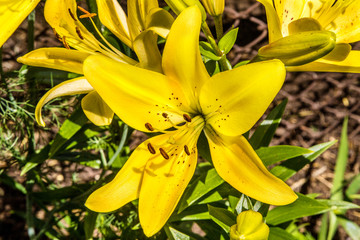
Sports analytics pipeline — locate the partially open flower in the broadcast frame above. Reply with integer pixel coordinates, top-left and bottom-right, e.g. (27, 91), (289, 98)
(230, 210), (269, 240)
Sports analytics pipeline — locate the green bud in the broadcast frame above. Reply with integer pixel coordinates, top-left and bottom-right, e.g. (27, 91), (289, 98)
(258, 30), (336, 66)
(230, 210), (269, 240)
(165, 0), (207, 21)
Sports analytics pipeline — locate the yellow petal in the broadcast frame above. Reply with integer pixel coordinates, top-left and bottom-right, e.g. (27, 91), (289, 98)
(83, 55), (189, 132)
(138, 133), (198, 236)
(257, 0), (283, 41)
(200, 60), (285, 137)
(133, 31), (162, 72)
(96, 0), (132, 47)
(35, 77), (93, 126)
(231, 210), (269, 240)
(0, 0), (40, 47)
(17, 48), (90, 74)
(205, 134), (297, 205)
(322, 43), (351, 61)
(127, 0), (158, 40)
(146, 8), (174, 39)
(85, 139), (151, 212)
(162, 6), (210, 108)
(287, 50), (360, 73)
(202, 0), (225, 16)
(81, 91), (114, 126)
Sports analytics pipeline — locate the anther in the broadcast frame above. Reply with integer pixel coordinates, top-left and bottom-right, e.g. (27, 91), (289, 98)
(159, 148), (170, 160)
(62, 36), (70, 49)
(75, 27), (84, 40)
(78, 6), (97, 18)
(162, 113), (168, 118)
(52, 28), (62, 41)
(184, 145), (190, 156)
(147, 143), (156, 154)
(68, 9), (77, 21)
(145, 123), (154, 131)
(183, 114), (192, 122)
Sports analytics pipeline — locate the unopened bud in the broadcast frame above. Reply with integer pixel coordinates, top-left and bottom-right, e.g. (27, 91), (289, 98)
(202, 0), (225, 16)
(230, 210), (269, 240)
(258, 30), (336, 66)
(165, 0), (207, 21)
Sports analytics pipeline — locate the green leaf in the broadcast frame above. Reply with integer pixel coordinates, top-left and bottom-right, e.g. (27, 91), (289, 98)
(84, 211), (98, 240)
(208, 205), (236, 233)
(266, 193), (331, 225)
(233, 60), (250, 68)
(337, 217), (360, 240)
(49, 107), (88, 157)
(170, 205), (210, 222)
(271, 141), (336, 181)
(269, 227), (298, 240)
(256, 145), (313, 166)
(317, 199), (360, 211)
(218, 28), (238, 55)
(331, 117), (348, 202)
(346, 174), (360, 200)
(178, 168), (224, 212)
(326, 211), (337, 240)
(21, 145), (51, 175)
(200, 41), (221, 60)
(250, 99), (287, 149)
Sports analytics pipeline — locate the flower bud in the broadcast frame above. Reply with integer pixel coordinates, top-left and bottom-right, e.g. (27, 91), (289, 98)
(258, 30), (336, 66)
(230, 210), (269, 240)
(202, 0), (225, 16)
(165, 0), (207, 21)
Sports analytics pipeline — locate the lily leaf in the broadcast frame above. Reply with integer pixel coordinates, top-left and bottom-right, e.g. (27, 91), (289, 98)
(218, 28), (238, 55)
(269, 227), (297, 240)
(208, 205), (236, 233)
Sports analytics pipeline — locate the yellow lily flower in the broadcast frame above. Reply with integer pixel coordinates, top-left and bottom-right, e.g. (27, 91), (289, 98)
(0, 0), (40, 47)
(202, 0), (225, 16)
(18, 0), (173, 126)
(259, 0), (360, 73)
(84, 6), (297, 237)
(230, 210), (269, 240)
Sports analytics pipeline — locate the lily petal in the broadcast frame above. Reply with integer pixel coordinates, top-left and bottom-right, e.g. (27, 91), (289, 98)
(162, 6), (210, 108)
(0, 0), (40, 47)
(81, 91), (114, 126)
(133, 31), (162, 72)
(257, 0), (283, 42)
(96, 0), (132, 47)
(85, 139), (150, 212)
(17, 48), (90, 74)
(138, 133), (198, 236)
(206, 134), (297, 205)
(200, 60), (285, 137)
(145, 8), (174, 39)
(287, 50), (360, 73)
(83, 55), (188, 132)
(35, 77), (93, 126)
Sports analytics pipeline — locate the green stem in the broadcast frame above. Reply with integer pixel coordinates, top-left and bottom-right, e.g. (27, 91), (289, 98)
(214, 15), (224, 40)
(201, 22), (230, 71)
(27, 10), (35, 52)
(107, 124), (129, 166)
(26, 176), (36, 239)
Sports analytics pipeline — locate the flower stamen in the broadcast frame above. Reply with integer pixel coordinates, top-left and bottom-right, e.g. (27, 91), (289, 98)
(62, 36), (70, 49)
(159, 148), (170, 160)
(183, 114), (192, 122)
(145, 122), (154, 131)
(75, 27), (84, 40)
(184, 145), (190, 156)
(147, 143), (156, 154)
(68, 9), (77, 21)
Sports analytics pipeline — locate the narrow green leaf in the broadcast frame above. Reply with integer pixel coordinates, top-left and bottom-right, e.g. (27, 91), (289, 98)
(269, 227), (298, 240)
(337, 217), (360, 240)
(233, 60), (250, 68)
(200, 41), (221, 60)
(84, 211), (98, 240)
(317, 199), (360, 211)
(256, 145), (313, 166)
(331, 117), (348, 201)
(218, 28), (238, 54)
(318, 213), (328, 240)
(327, 211), (337, 240)
(170, 205), (210, 222)
(208, 205), (236, 233)
(49, 107), (88, 157)
(266, 193), (330, 225)
(250, 99), (287, 149)
(271, 141), (336, 181)
(0, 173), (27, 194)
(21, 145), (51, 175)
(346, 174), (360, 201)
(179, 168), (224, 212)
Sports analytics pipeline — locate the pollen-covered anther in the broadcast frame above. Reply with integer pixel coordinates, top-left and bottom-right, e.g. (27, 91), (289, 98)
(75, 27), (84, 40)
(68, 8), (77, 21)
(183, 114), (192, 122)
(147, 143), (156, 154)
(184, 145), (190, 156)
(145, 122), (154, 131)
(159, 148), (170, 160)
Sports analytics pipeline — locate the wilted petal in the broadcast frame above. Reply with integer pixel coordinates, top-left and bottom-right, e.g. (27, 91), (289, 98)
(17, 48), (90, 74)
(205, 133), (297, 205)
(35, 77), (93, 126)
(83, 55), (190, 132)
(81, 91), (114, 126)
(0, 0), (40, 46)
(199, 60), (285, 137)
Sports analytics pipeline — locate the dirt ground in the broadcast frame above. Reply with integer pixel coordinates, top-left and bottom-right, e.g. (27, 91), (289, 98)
(0, 0), (359, 239)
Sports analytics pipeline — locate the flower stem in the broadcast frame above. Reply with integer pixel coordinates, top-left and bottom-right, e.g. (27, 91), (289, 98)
(214, 15), (224, 40)
(201, 22), (230, 71)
